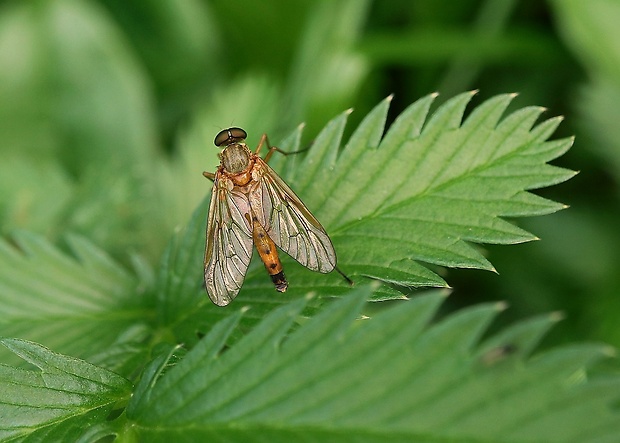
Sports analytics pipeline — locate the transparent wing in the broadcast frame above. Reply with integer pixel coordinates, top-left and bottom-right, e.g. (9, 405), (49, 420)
(205, 176), (254, 306)
(250, 157), (336, 273)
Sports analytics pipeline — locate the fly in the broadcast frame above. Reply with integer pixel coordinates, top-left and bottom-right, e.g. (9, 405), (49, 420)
(203, 127), (350, 306)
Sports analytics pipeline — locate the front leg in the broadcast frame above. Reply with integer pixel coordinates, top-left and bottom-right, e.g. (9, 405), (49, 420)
(255, 133), (308, 163)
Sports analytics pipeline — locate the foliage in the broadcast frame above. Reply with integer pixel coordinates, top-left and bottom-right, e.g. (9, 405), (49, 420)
(0, 338), (132, 442)
(3, 289), (619, 442)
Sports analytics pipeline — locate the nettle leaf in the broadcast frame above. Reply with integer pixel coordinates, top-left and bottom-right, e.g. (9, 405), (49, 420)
(126, 288), (620, 442)
(165, 92), (574, 329)
(0, 231), (152, 375)
(0, 338), (132, 442)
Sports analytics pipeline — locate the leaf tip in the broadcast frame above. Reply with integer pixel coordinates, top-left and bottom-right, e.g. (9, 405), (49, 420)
(549, 311), (565, 323)
(438, 288), (452, 299)
(345, 107), (354, 116)
(495, 301), (509, 312)
(0, 337), (21, 351)
(369, 280), (383, 290)
(385, 93), (394, 103)
(602, 345), (617, 358)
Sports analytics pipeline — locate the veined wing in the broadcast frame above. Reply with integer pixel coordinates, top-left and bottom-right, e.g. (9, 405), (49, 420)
(205, 176), (254, 306)
(250, 157), (336, 273)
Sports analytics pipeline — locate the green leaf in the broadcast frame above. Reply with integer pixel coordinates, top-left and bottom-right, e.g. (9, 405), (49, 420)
(283, 0), (370, 135)
(155, 93), (574, 336)
(0, 0), (157, 174)
(127, 342), (187, 418)
(177, 92), (573, 316)
(552, 0), (620, 178)
(125, 288), (620, 442)
(0, 338), (132, 442)
(551, 0), (620, 80)
(0, 231), (152, 375)
(155, 197), (209, 332)
(0, 158), (74, 237)
(0, 0), (166, 259)
(100, 0), (219, 98)
(324, 93), (573, 276)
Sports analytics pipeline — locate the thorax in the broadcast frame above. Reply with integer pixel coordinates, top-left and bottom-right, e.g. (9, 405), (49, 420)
(219, 143), (256, 187)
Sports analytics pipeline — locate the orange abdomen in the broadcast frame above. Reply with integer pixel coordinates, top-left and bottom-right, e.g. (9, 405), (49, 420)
(251, 218), (288, 292)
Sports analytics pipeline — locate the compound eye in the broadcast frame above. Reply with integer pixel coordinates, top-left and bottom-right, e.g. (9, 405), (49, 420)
(214, 129), (230, 147)
(214, 127), (248, 146)
(228, 127), (247, 140)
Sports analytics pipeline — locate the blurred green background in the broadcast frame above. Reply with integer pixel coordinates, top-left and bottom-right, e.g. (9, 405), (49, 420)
(1, 0), (619, 348)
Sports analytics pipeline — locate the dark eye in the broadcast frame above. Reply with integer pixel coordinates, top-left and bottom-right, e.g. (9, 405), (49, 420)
(228, 127), (247, 140)
(214, 127), (248, 146)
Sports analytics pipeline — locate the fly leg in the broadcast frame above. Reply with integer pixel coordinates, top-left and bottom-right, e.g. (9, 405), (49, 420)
(335, 266), (354, 286)
(255, 133), (309, 163)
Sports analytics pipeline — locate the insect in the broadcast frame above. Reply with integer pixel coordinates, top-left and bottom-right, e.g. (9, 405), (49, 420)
(203, 127), (346, 306)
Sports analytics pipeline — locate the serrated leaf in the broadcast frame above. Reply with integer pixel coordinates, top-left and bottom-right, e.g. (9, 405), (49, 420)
(168, 92), (574, 322)
(155, 198), (210, 328)
(0, 231), (151, 375)
(323, 93), (573, 283)
(127, 342), (187, 418)
(0, 338), (132, 442)
(126, 289), (620, 442)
